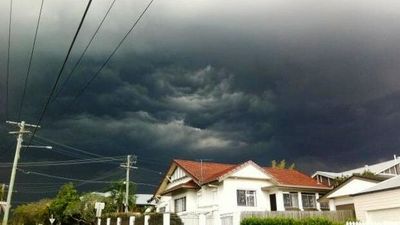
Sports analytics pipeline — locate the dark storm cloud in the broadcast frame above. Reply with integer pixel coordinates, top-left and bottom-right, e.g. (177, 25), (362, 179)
(2, 0), (400, 201)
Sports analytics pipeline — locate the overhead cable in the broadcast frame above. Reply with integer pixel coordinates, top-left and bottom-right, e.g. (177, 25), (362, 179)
(52, 0), (119, 101)
(27, 0), (93, 149)
(17, 0), (46, 120)
(72, 0), (155, 101)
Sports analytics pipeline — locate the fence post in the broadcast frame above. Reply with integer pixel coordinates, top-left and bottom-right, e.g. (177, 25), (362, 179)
(129, 216), (135, 225)
(144, 215), (150, 225)
(199, 214), (206, 225)
(117, 217), (121, 225)
(163, 213), (170, 225)
(232, 211), (241, 225)
(97, 218), (101, 225)
(106, 218), (111, 225)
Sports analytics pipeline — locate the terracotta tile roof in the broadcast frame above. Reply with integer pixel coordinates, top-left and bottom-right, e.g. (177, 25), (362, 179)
(174, 159), (237, 183)
(173, 159), (329, 189)
(265, 167), (329, 189)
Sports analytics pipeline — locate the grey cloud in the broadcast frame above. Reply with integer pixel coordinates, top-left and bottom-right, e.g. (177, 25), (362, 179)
(2, 0), (400, 203)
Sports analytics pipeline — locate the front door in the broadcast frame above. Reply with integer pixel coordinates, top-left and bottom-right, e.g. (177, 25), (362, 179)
(269, 194), (277, 211)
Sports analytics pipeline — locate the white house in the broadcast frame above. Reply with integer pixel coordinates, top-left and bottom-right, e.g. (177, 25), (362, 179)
(318, 175), (384, 211)
(152, 159), (331, 225)
(351, 175), (400, 223)
(312, 155), (400, 186)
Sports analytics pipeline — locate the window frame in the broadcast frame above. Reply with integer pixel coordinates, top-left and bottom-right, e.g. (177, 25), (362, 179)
(301, 193), (317, 209)
(174, 196), (187, 213)
(237, 189), (257, 207)
(283, 192), (299, 209)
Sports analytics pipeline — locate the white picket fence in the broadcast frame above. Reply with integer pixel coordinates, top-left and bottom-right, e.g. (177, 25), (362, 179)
(346, 222), (400, 225)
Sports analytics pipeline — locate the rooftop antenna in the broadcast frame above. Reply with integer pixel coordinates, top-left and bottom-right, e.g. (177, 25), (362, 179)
(196, 159), (213, 184)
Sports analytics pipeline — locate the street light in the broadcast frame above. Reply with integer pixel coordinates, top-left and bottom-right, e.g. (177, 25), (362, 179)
(21, 145), (52, 149)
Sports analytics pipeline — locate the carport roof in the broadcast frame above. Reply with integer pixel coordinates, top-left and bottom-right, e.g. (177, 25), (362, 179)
(353, 175), (400, 196)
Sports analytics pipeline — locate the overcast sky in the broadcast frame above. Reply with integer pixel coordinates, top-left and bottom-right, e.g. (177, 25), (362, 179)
(1, 0), (400, 202)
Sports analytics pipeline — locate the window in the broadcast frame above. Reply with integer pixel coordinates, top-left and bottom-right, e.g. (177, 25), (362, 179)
(237, 190), (256, 206)
(174, 197), (186, 212)
(320, 201), (330, 211)
(283, 192), (299, 209)
(159, 207), (166, 213)
(301, 193), (316, 209)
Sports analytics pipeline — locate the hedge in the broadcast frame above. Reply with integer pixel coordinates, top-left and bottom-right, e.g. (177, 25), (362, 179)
(241, 217), (344, 225)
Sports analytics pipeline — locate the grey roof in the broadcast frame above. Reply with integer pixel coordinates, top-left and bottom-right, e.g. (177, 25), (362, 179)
(136, 194), (155, 205)
(354, 175), (400, 196)
(313, 156), (400, 178)
(90, 192), (155, 205)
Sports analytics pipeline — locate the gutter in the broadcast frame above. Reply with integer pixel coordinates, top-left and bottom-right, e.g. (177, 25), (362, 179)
(351, 186), (400, 197)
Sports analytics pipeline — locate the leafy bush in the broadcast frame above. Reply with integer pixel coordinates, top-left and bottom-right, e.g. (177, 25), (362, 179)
(241, 217), (344, 225)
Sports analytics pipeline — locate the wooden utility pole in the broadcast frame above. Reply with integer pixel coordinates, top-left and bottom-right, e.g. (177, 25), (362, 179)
(2, 121), (39, 225)
(120, 155), (137, 212)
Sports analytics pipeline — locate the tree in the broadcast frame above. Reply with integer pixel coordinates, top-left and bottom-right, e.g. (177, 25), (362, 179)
(49, 183), (80, 224)
(359, 170), (377, 179)
(333, 175), (349, 187)
(63, 193), (117, 225)
(271, 159), (295, 169)
(0, 184), (5, 201)
(11, 199), (52, 225)
(108, 180), (136, 212)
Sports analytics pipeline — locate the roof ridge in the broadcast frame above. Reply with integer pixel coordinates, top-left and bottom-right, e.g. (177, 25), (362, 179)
(174, 159), (239, 166)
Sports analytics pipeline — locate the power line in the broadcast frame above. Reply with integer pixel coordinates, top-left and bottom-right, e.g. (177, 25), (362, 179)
(76, 168), (122, 187)
(5, 0), (13, 120)
(32, 138), (101, 159)
(0, 156), (125, 167)
(52, 0), (118, 102)
(17, 168), (157, 187)
(18, 168), (115, 184)
(34, 135), (109, 158)
(26, 0), (93, 150)
(17, 0), (45, 120)
(72, 0), (155, 101)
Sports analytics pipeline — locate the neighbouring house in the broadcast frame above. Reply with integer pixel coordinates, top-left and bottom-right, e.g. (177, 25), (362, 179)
(351, 175), (400, 223)
(135, 194), (156, 208)
(152, 159), (332, 225)
(312, 155), (400, 186)
(318, 175), (385, 212)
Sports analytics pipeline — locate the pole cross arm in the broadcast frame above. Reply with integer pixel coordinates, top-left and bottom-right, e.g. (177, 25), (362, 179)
(8, 131), (31, 135)
(6, 121), (40, 128)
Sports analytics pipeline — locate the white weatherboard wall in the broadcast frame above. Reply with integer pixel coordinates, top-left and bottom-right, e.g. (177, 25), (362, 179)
(353, 188), (400, 222)
(218, 163), (274, 214)
(219, 178), (272, 213)
(228, 163), (271, 180)
(173, 190), (198, 214)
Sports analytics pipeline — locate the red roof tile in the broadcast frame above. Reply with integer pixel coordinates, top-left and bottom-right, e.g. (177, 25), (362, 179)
(173, 159), (329, 189)
(174, 159), (237, 183)
(265, 167), (329, 188)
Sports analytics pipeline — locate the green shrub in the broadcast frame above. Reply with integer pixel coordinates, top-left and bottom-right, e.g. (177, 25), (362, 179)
(241, 217), (344, 225)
